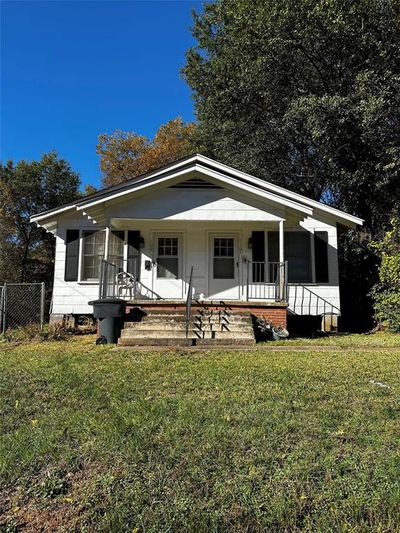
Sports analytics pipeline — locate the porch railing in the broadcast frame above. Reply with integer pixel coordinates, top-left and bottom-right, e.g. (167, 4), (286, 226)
(288, 285), (341, 316)
(99, 259), (161, 300)
(245, 260), (288, 301)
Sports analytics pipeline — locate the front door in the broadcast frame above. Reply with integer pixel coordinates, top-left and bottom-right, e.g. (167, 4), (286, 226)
(153, 234), (183, 299)
(208, 234), (240, 300)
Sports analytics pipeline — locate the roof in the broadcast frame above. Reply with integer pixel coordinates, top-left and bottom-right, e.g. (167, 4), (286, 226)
(31, 154), (364, 228)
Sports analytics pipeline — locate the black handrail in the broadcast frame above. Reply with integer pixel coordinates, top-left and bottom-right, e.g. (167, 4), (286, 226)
(289, 284), (341, 316)
(185, 266), (194, 338)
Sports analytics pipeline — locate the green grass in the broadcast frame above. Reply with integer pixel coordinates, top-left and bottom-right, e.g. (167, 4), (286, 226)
(271, 331), (400, 347)
(1, 335), (400, 532)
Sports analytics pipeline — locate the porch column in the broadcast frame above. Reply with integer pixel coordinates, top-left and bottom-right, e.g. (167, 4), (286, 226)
(104, 224), (111, 261)
(278, 220), (284, 264)
(278, 220), (285, 300)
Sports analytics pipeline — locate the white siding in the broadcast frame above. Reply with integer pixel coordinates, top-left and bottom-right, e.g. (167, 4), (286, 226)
(51, 191), (341, 316)
(106, 188), (285, 221)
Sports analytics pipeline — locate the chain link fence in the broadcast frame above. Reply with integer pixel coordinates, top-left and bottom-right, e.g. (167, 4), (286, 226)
(0, 282), (45, 333)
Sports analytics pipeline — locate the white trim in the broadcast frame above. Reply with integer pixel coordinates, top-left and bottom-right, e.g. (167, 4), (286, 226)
(207, 230), (242, 300)
(77, 164), (313, 217)
(279, 221), (284, 263)
(151, 230), (186, 299)
(31, 204), (76, 222)
(310, 228), (316, 283)
(196, 155), (364, 226)
(31, 154), (363, 229)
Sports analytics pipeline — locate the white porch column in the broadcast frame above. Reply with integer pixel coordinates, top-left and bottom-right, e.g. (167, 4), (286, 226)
(279, 220), (284, 263)
(104, 224), (111, 261)
(278, 220), (285, 300)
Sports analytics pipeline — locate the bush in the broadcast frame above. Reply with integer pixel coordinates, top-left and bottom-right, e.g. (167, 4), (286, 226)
(0, 322), (75, 343)
(371, 216), (400, 332)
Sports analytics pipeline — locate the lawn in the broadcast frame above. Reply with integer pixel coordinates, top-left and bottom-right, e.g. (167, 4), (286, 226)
(1, 335), (399, 532)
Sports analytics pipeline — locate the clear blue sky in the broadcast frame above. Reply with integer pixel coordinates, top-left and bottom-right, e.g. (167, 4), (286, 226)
(1, 0), (201, 187)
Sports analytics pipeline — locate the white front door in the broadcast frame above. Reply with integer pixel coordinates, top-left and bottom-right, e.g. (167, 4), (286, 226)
(153, 234), (183, 299)
(208, 234), (240, 300)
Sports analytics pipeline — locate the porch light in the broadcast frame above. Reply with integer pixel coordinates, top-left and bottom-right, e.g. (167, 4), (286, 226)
(248, 237), (253, 249)
(139, 236), (145, 248)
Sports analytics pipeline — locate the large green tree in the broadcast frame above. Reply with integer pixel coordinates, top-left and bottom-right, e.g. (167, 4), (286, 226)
(0, 152), (80, 284)
(183, 0), (400, 235)
(183, 0), (400, 330)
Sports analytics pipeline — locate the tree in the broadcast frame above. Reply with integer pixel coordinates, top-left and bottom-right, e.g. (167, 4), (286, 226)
(0, 152), (80, 284)
(371, 215), (400, 331)
(97, 117), (196, 187)
(183, 0), (400, 236)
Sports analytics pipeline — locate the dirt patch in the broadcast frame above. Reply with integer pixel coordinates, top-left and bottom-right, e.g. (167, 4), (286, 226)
(0, 463), (105, 532)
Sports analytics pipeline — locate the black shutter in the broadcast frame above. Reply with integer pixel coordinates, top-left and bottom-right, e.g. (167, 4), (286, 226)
(127, 231), (141, 280)
(314, 231), (329, 283)
(251, 231), (265, 282)
(267, 231), (279, 262)
(65, 229), (80, 281)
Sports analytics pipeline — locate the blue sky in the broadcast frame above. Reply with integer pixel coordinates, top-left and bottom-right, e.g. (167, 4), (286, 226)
(1, 0), (201, 187)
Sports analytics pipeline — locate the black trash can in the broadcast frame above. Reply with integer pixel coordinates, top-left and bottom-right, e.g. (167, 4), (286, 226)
(89, 298), (126, 344)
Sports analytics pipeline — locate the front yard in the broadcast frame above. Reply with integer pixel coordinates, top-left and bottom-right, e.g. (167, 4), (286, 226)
(1, 334), (399, 532)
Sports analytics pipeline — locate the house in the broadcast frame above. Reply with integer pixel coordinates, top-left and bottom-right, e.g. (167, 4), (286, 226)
(31, 154), (363, 343)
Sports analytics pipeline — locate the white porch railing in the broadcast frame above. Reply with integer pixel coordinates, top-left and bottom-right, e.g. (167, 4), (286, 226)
(245, 260), (288, 301)
(99, 260), (161, 300)
(99, 259), (289, 302)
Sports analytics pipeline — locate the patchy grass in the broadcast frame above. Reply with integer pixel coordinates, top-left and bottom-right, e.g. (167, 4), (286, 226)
(1, 334), (399, 532)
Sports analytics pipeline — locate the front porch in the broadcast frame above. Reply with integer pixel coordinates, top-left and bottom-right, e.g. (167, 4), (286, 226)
(97, 218), (289, 306)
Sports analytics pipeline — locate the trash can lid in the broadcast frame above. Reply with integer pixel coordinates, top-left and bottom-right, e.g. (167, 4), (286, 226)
(88, 298), (127, 305)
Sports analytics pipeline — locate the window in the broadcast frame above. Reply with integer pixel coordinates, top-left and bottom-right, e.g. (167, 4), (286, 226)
(81, 230), (105, 281)
(157, 237), (179, 279)
(108, 231), (125, 271)
(268, 231), (312, 283)
(213, 238), (235, 279)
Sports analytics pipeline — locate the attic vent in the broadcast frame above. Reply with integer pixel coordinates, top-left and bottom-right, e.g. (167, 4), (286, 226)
(170, 178), (221, 189)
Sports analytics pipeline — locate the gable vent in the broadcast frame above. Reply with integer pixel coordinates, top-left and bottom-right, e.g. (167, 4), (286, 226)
(170, 178), (221, 189)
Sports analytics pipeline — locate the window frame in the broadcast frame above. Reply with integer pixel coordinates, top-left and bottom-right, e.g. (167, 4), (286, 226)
(267, 229), (330, 285)
(156, 236), (180, 280)
(77, 229), (129, 284)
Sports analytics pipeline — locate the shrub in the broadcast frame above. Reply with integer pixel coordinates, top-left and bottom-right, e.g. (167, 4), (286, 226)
(371, 216), (400, 332)
(0, 321), (75, 343)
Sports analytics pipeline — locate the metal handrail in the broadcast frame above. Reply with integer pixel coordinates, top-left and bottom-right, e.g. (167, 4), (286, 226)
(289, 284), (341, 316)
(185, 266), (194, 338)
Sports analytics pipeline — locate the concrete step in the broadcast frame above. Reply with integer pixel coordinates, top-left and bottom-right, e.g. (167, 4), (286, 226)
(121, 329), (187, 339)
(125, 322), (189, 330)
(193, 324), (254, 333)
(124, 317), (187, 325)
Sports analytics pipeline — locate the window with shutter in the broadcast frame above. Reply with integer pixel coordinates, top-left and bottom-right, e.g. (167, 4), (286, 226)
(268, 231), (312, 283)
(81, 230), (105, 281)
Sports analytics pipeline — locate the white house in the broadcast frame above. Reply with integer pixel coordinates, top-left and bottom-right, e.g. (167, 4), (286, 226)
(31, 154), (363, 337)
